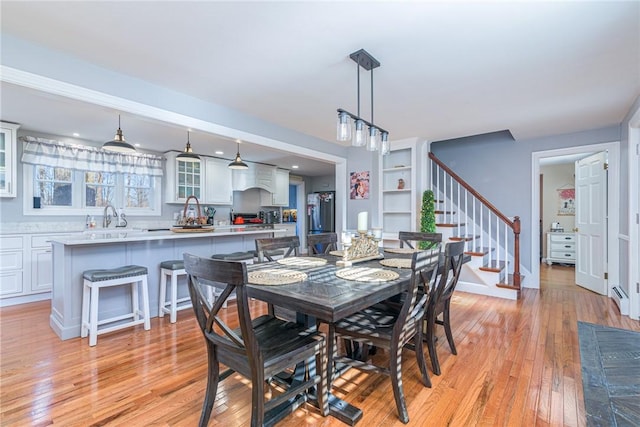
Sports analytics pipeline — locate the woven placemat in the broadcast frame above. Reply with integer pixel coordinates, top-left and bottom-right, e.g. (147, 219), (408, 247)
(384, 247), (417, 254)
(335, 267), (400, 283)
(248, 269), (308, 286)
(277, 257), (328, 267)
(329, 250), (344, 257)
(380, 258), (412, 269)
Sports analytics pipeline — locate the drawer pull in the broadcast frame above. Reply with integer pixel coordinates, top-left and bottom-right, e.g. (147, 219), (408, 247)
(565, 245), (571, 248)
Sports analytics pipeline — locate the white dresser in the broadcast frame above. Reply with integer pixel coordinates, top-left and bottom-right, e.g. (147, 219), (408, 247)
(546, 232), (576, 265)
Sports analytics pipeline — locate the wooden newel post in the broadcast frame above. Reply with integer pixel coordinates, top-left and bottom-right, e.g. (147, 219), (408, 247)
(513, 216), (521, 288)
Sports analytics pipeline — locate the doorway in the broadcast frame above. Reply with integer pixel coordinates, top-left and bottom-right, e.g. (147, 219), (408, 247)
(531, 141), (620, 294)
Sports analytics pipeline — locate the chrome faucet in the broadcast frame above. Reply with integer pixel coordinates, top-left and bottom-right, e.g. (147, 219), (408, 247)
(103, 203), (118, 228)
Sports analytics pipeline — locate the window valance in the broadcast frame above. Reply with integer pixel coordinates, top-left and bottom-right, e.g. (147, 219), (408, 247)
(20, 136), (164, 177)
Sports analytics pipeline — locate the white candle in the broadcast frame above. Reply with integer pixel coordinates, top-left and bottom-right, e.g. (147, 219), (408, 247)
(357, 211), (368, 232)
(341, 231), (352, 245)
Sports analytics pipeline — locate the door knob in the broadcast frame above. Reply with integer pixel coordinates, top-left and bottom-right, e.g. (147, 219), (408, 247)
(572, 227), (579, 232)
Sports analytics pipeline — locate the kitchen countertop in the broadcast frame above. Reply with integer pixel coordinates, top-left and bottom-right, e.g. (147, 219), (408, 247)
(50, 226), (287, 246)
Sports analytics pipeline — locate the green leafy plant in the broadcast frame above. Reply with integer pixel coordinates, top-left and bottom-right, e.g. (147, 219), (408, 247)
(419, 190), (437, 249)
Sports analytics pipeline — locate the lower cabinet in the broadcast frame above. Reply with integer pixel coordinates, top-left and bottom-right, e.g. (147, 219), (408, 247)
(0, 236), (24, 296)
(279, 223), (297, 237)
(1, 232), (77, 305)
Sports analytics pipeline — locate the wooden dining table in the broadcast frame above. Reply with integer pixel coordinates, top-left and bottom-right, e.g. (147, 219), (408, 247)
(246, 253), (415, 425)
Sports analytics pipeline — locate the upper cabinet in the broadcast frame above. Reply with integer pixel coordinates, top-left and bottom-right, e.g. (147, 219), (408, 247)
(204, 157), (233, 205)
(260, 168), (289, 206)
(378, 141), (416, 239)
(165, 152), (232, 205)
(0, 122), (20, 198)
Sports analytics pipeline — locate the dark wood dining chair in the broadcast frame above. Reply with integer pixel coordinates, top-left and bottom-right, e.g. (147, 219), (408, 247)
(424, 240), (465, 375)
(183, 253), (328, 427)
(328, 249), (439, 424)
(398, 231), (442, 250)
(307, 232), (338, 255)
(255, 235), (300, 262)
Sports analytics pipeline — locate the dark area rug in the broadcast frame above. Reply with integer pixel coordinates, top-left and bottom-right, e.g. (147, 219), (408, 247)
(578, 321), (640, 426)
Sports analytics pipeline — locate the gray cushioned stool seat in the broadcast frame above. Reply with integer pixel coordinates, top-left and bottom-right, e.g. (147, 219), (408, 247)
(83, 265), (148, 282)
(211, 251), (255, 261)
(160, 260), (184, 270)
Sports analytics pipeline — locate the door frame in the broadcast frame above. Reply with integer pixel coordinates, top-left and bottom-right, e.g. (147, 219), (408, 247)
(628, 108), (640, 320)
(530, 141), (620, 294)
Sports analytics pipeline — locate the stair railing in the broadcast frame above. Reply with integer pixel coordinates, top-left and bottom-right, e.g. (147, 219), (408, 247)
(429, 152), (521, 289)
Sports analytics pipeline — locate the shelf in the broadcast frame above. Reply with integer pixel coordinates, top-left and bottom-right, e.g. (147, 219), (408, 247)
(382, 189), (411, 193)
(383, 166), (411, 172)
(382, 211), (411, 215)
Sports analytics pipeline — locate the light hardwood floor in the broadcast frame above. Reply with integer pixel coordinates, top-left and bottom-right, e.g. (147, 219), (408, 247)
(1, 264), (638, 426)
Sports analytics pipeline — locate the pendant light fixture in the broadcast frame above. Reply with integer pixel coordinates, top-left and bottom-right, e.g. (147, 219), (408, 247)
(102, 114), (136, 153)
(336, 49), (389, 155)
(228, 142), (248, 170)
(176, 131), (200, 162)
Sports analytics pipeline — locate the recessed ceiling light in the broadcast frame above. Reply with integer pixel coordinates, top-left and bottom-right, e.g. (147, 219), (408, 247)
(72, 132), (80, 137)
(292, 165), (299, 169)
(134, 143), (141, 147)
(215, 151), (224, 155)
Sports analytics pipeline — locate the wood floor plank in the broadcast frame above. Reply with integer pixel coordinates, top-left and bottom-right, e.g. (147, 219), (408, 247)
(2, 264), (639, 426)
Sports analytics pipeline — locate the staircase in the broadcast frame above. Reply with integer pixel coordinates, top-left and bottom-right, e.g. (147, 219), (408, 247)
(429, 152), (522, 300)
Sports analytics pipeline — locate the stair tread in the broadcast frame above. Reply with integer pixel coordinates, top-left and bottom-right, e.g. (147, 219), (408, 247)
(434, 210), (456, 214)
(479, 260), (506, 272)
(497, 274), (523, 294)
(465, 246), (494, 256)
(450, 234), (479, 242)
(436, 223), (466, 227)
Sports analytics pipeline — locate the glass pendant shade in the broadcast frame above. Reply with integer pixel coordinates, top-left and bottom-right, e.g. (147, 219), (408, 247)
(336, 111), (352, 142)
(366, 126), (379, 151)
(102, 115), (136, 153)
(352, 119), (366, 147)
(177, 132), (200, 162)
(380, 131), (390, 155)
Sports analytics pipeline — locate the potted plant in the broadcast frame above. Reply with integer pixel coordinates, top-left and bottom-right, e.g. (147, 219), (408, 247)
(419, 190), (437, 249)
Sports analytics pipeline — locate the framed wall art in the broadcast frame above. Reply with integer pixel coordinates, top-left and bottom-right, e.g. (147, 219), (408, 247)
(350, 170), (370, 200)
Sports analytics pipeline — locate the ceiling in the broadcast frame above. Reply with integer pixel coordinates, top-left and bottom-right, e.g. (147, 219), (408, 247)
(1, 1), (639, 175)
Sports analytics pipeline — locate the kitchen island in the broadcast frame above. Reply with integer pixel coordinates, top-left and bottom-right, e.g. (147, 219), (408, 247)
(49, 227), (285, 340)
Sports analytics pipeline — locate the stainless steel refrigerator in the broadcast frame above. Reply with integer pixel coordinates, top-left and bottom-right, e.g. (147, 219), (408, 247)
(307, 191), (335, 234)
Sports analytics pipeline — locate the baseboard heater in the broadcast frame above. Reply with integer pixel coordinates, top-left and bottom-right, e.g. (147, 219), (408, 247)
(612, 286), (629, 315)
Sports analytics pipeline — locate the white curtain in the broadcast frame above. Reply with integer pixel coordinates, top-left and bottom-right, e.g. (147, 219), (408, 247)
(20, 136), (164, 176)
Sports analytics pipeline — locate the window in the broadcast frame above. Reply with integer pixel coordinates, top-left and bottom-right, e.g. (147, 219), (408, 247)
(21, 136), (163, 216)
(35, 165), (73, 207)
(85, 171), (116, 207)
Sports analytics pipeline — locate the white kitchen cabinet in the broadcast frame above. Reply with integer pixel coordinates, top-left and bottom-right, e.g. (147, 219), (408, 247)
(0, 122), (20, 198)
(260, 168), (290, 206)
(204, 157), (233, 205)
(278, 223), (297, 237)
(378, 141), (416, 239)
(1, 232), (78, 305)
(164, 151), (202, 203)
(546, 232), (576, 265)
(0, 236), (24, 296)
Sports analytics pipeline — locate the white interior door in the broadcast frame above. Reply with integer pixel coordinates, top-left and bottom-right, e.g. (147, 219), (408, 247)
(575, 152), (608, 295)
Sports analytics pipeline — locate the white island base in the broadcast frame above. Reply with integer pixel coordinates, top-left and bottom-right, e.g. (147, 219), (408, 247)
(50, 228), (284, 340)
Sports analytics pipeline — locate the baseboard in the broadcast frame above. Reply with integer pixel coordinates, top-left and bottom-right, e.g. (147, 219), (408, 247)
(612, 286), (629, 315)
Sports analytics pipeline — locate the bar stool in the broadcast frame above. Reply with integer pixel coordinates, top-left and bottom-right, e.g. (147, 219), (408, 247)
(209, 251), (255, 307)
(81, 265), (150, 347)
(159, 260), (191, 323)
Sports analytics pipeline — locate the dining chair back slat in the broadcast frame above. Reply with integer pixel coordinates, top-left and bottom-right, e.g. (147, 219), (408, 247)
(307, 232), (338, 255)
(183, 253), (328, 426)
(255, 235), (300, 262)
(398, 231), (442, 250)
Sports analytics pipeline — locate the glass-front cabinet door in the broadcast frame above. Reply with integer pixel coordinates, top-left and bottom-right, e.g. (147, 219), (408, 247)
(0, 122), (20, 198)
(177, 159), (201, 200)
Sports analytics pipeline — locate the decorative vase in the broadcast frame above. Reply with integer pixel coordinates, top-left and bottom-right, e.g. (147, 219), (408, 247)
(397, 178), (405, 190)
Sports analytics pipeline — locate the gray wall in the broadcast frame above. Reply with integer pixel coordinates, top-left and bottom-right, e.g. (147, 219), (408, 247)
(430, 125), (621, 273)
